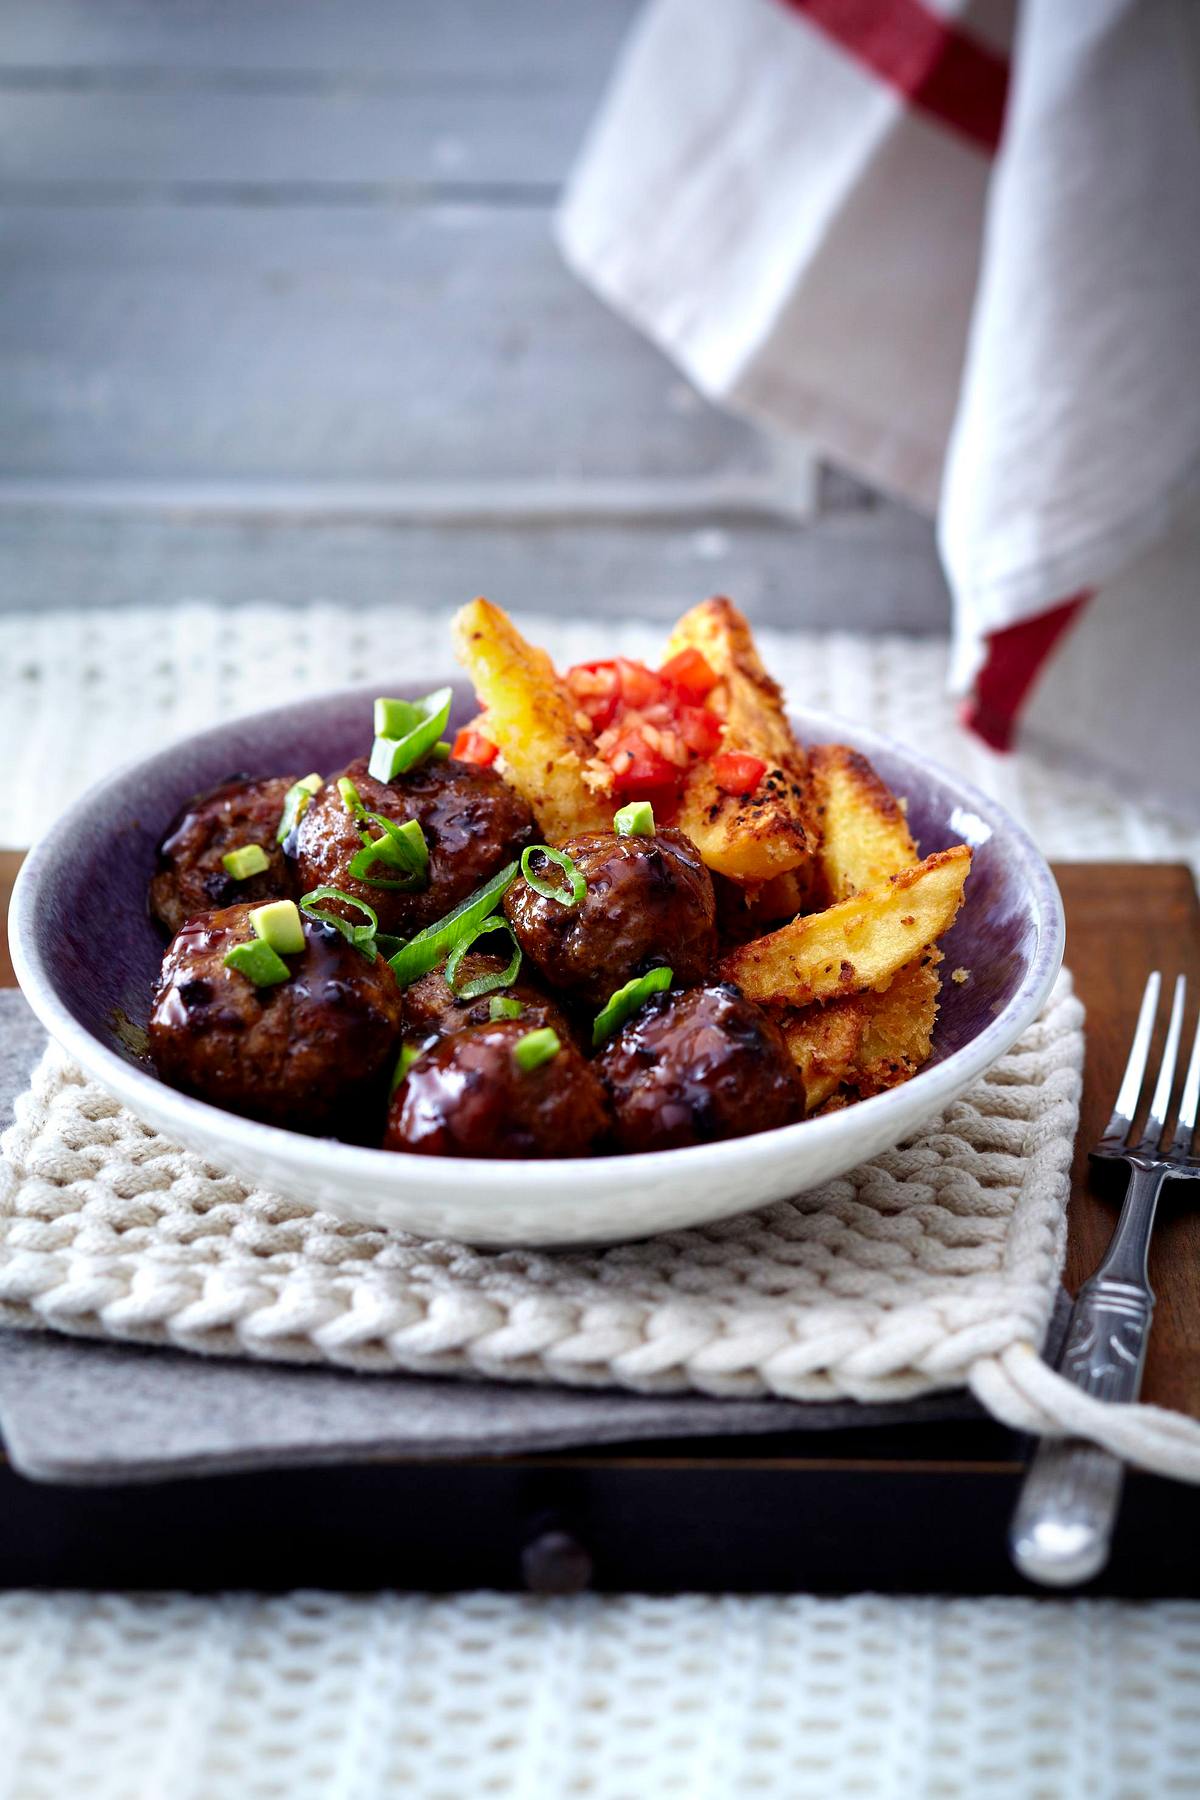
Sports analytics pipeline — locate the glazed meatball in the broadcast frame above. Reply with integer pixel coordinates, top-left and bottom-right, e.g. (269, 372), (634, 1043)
(150, 774), (298, 937)
(504, 829), (717, 1009)
(403, 952), (572, 1046)
(149, 902), (403, 1136)
(596, 982), (800, 1153)
(385, 1021), (609, 1159)
(294, 756), (535, 937)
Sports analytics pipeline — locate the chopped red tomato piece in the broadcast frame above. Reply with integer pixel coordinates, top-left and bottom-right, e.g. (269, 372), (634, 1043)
(564, 652), (729, 809)
(605, 727), (678, 798)
(711, 752), (767, 796)
(451, 727), (499, 767)
(615, 657), (666, 710)
(565, 660), (622, 731)
(659, 647), (718, 704)
(676, 703), (723, 758)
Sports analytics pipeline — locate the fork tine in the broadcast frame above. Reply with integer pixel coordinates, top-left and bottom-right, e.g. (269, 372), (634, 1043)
(1136, 975), (1186, 1151)
(1170, 995), (1200, 1159)
(1102, 970), (1161, 1145)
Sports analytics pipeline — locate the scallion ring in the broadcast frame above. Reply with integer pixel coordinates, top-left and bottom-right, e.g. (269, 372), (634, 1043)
(299, 886), (380, 958)
(374, 696), (421, 740)
(337, 775), (368, 821)
(347, 815), (429, 890)
(275, 772), (323, 844)
(387, 860), (520, 987)
(489, 995), (523, 1022)
(520, 844), (586, 908)
(390, 1041), (424, 1093)
(368, 686), (453, 783)
(592, 966), (673, 1047)
(512, 1027), (561, 1073)
(444, 915), (522, 1000)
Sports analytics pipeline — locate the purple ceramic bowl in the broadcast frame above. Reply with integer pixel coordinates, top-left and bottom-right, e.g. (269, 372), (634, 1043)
(9, 683), (1064, 1247)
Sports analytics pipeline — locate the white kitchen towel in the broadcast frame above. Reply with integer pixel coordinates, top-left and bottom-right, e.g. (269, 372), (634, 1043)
(559, 0), (1200, 813)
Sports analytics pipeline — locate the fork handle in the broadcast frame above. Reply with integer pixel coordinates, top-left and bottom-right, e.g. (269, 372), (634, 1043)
(1010, 1163), (1166, 1587)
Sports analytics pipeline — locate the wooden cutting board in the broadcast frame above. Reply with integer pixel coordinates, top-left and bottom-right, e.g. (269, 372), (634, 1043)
(1, 853), (1197, 1596)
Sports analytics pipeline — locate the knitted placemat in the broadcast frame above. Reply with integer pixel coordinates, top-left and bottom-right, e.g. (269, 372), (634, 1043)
(2, 973), (1198, 1479)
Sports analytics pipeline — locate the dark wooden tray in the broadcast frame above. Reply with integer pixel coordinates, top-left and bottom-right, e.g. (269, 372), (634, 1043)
(2, 856), (1197, 1595)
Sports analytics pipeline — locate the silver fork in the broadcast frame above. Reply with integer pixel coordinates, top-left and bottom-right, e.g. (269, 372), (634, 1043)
(1010, 971), (1200, 1588)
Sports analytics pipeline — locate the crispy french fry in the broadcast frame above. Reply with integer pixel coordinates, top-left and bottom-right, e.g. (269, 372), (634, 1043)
(663, 598), (814, 886)
(803, 742), (939, 1102)
(781, 996), (866, 1114)
(809, 743), (917, 900)
(855, 951), (942, 1095)
(783, 951), (943, 1112)
(452, 598), (611, 842)
(720, 845), (971, 1008)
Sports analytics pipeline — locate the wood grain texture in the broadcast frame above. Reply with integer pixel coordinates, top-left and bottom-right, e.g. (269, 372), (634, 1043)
(0, 505), (948, 630)
(1, 854), (1195, 1415)
(1056, 864), (1200, 1418)
(0, 0), (951, 632)
(0, 852), (19, 988)
(0, 0), (640, 82)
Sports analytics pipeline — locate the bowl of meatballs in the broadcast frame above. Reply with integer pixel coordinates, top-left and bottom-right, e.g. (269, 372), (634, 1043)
(9, 681), (1063, 1247)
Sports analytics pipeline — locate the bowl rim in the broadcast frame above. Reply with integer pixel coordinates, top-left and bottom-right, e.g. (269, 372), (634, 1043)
(9, 683), (1065, 1191)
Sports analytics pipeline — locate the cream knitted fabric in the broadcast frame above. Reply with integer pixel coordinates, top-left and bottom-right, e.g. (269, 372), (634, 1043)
(0, 978), (1081, 1401)
(13, 965), (1193, 1487)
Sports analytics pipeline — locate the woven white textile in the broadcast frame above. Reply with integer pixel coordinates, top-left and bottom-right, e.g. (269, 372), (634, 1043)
(12, 978), (1200, 1481)
(2, 979), (1079, 1397)
(0, 1589), (1198, 1800)
(1, 600), (1198, 869)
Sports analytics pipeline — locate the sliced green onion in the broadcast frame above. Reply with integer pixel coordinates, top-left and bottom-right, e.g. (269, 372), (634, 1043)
(337, 775), (368, 820)
(374, 696), (421, 739)
(375, 931), (407, 958)
(368, 686), (453, 783)
(221, 843), (271, 881)
(223, 938), (291, 987)
(513, 1027), (561, 1073)
(489, 995), (523, 1021)
(299, 886), (379, 958)
(520, 844), (587, 908)
(250, 898), (305, 955)
(614, 800), (655, 837)
(390, 1041), (424, 1093)
(348, 816), (430, 890)
(275, 772), (323, 844)
(387, 860), (519, 987)
(592, 966), (673, 1047)
(445, 916), (522, 1000)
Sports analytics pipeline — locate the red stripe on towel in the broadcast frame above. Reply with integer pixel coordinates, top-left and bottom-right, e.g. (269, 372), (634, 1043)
(961, 595), (1091, 752)
(782, 0), (1010, 154)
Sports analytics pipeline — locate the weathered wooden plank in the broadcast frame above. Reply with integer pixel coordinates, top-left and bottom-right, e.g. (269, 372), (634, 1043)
(0, 89), (584, 192)
(0, 0), (639, 82)
(0, 506), (950, 632)
(0, 203), (813, 491)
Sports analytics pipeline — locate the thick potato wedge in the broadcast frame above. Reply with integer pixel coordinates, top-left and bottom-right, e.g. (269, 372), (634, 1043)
(720, 845), (970, 1008)
(663, 597), (814, 887)
(782, 952), (942, 1113)
(855, 951), (942, 1095)
(781, 995), (866, 1114)
(452, 598), (611, 842)
(802, 742), (939, 1103)
(809, 743), (917, 900)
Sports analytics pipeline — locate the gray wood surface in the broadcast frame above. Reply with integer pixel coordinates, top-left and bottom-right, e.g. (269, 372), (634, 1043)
(0, 0), (949, 631)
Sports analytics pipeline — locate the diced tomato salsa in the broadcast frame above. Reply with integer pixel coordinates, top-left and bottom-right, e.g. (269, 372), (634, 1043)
(451, 726), (499, 767)
(710, 751), (768, 796)
(564, 649), (763, 813)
